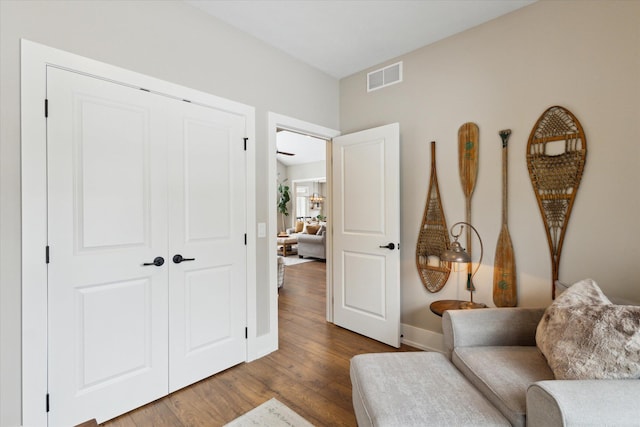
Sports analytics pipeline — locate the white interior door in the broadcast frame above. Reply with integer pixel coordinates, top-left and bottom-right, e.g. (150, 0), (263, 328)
(46, 67), (247, 425)
(332, 123), (401, 347)
(167, 101), (247, 392)
(47, 68), (170, 426)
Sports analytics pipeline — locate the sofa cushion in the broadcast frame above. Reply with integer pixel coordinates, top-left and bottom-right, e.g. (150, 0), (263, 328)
(295, 221), (304, 233)
(351, 352), (510, 427)
(536, 278), (640, 380)
(452, 346), (554, 427)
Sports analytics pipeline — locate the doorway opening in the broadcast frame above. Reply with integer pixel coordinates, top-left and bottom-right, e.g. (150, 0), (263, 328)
(268, 113), (339, 329)
(277, 131), (328, 292)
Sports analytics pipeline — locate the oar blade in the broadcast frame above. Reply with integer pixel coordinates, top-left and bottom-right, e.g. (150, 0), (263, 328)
(493, 225), (517, 307)
(458, 122), (479, 198)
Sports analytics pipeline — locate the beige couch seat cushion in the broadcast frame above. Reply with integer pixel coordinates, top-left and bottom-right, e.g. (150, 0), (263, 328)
(351, 352), (510, 427)
(452, 346), (554, 427)
(536, 278), (640, 380)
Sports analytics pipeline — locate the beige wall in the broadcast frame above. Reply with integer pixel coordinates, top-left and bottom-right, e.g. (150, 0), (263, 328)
(287, 161), (327, 183)
(288, 162), (327, 223)
(340, 1), (640, 334)
(0, 1), (338, 424)
(277, 160), (327, 230)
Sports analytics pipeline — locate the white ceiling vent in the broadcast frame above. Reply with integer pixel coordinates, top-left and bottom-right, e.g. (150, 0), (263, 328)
(367, 61), (403, 92)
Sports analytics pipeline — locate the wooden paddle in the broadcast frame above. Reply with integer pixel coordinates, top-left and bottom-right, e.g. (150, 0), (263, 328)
(458, 122), (479, 291)
(493, 129), (517, 307)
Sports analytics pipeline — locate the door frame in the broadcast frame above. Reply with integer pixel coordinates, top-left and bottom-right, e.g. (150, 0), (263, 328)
(21, 40), (256, 427)
(268, 113), (339, 325)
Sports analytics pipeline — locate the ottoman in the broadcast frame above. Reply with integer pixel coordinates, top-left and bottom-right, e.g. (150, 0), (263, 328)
(350, 352), (510, 426)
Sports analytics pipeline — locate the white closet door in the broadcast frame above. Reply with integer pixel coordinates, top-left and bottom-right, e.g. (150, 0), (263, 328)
(46, 67), (248, 425)
(47, 68), (170, 426)
(167, 101), (247, 392)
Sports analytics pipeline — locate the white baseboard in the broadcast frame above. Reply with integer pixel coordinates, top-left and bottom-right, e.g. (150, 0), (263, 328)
(401, 323), (445, 353)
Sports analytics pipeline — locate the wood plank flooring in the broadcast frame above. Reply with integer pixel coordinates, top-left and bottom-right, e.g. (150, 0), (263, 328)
(103, 260), (418, 426)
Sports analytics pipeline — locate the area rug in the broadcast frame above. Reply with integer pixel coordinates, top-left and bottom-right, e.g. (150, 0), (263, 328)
(224, 398), (314, 427)
(281, 256), (314, 266)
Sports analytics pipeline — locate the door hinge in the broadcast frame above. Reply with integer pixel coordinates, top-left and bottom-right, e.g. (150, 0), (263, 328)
(44, 99), (48, 118)
(244, 233), (247, 245)
(45, 246), (50, 264)
(46, 393), (50, 412)
(243, 137), (248, 151)
(245, 327), (248, 339)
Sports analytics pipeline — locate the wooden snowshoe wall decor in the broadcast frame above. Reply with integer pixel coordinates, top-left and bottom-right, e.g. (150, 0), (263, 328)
(527, 106), (587, 299)
(416, 141), (450, 292)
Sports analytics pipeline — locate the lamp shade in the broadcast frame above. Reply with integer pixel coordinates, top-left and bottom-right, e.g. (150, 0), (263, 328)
(441, 241), (471, 263)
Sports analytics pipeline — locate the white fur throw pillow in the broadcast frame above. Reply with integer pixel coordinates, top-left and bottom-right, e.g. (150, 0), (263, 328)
(536, 278), (640, 380)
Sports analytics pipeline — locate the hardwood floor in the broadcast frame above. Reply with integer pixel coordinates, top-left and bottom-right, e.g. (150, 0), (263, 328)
(103, 260), (417, 426)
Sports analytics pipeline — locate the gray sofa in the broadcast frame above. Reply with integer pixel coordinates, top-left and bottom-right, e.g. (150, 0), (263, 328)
(351, 307), (640, 426)
(297, 231), (326, 259)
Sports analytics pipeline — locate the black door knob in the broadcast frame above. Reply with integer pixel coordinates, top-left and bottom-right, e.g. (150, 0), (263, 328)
(379, 243), (396, 250)
(173, 254), (196, 264)
(143, 256), (165, 267)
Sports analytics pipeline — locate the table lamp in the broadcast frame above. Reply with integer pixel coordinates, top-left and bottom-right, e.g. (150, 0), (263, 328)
(441, 221), (486, 309)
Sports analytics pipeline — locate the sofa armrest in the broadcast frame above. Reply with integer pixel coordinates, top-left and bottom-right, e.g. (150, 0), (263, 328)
(443, 307), (545, 357)
(527, 380), (640, 426)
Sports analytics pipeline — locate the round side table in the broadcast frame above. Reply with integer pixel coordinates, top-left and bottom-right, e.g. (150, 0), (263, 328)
(429, 299), (486, 317)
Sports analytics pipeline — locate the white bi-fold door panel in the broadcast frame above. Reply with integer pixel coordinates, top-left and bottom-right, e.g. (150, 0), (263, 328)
(167, 100), (247, 393)
(46, 68), (170, 426)
(46, 67), (246, 426)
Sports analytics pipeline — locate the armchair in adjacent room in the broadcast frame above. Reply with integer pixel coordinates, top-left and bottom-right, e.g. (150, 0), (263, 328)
(297, 225), (326, 259)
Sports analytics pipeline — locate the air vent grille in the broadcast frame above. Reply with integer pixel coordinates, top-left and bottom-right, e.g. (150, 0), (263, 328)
(367, 61), (403, 92)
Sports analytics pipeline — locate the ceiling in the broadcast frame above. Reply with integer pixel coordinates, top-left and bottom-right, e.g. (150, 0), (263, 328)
(186, 0), (536, 79)
(276, 130), (327, 166)
(185, 0), (536, 164)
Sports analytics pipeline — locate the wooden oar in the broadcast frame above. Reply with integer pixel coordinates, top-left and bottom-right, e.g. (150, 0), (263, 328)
(416, 141), (450, 292)
(458, 122), (479, 291)
(493, 129), (517, 307)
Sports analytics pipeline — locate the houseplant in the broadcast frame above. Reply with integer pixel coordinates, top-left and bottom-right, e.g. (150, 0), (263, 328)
(277, 181), (290, 235)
